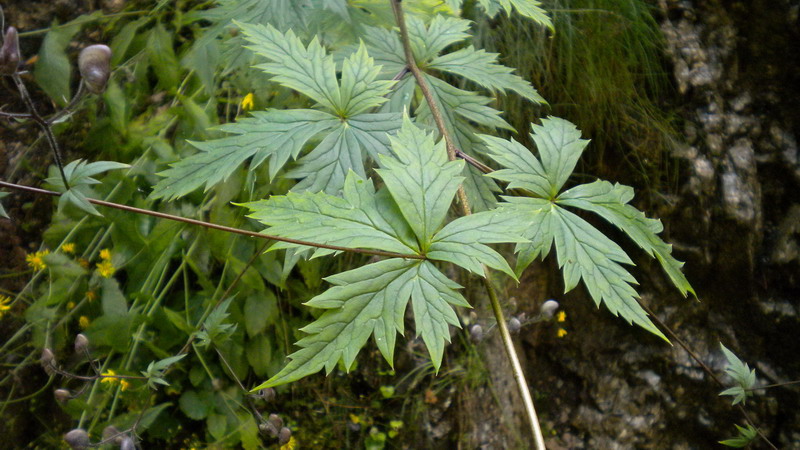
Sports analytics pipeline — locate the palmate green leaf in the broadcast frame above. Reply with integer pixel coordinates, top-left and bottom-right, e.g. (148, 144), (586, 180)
(376, 116), (465, 245)
(501, 197), (665, 340)
(158, 24), (402, 198)
(719, 424), (757, 448)
(558, 180), (695, 297)
(245, 119), (524, 388)
(446, 0), (553, 30)
(429, 46), (545, 103)
(242, 172), (419, 256)
(482, 117), (694, 339)
(251, 259), (469, 389)
(151, 110), (338, 200)
(719, 343), (756, 405)
(45, 160), (130, 217)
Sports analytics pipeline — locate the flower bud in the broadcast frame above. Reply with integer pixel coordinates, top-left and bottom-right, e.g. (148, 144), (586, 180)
(540, 299), (559, 319)
(258, 421), (278, 437)
(64, 429), (90, 449)
(119, 436), (135, 450)
(41, 348), (56, 375)
(258, 387), (276, 402)
(469, 324), (483, 342)
(74, 333), (90, 354)
(0, 27), (20, 75)
(268, 413), (283, 430)
(78, 44), (111, 94)
(278, 427), (292, 446)
(508, 317), (521, 333)
(54, 388), (72, 403)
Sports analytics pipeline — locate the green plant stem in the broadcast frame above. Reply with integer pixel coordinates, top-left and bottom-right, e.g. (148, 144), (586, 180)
(390, 1), (545, 447)
(0, 180), (424, 261)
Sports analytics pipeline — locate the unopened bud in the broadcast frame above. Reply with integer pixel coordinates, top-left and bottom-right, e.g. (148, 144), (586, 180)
(0, 27), (20, 75)
(119, 436), (135, 450)
(78, 44), (111, 94)
(540, 299), (559, 319)
(103, 426), (122, 444)
(469, 324), (483, 342)
(258, 421), (278, 437)
(508, 317), (521, 333)
(74, 333), (90, 354)
(54, 388), (71, 402)
(41, 348), (56, 375)
(268, 413), (283, 430)
(258, 387), (276, 401)
(64, 429), (90, 449)
(278, 427), (292, 446)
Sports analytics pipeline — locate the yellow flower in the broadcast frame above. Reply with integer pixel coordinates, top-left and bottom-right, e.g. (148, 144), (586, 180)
(0, 295), (12, 319)
(26, 250), (50, 271)
(67, 301), (76, 310)
(557, 328), (568, 338)
(556, 311), (566, 322)
(241, 92), (255, 111)
(101, 369), (118, 385)
(61, 243), (76, 254)
(280, 436), (297, 450)
(96, 260), (116, 278)
(99, 248), (112, 261)
(86, 290), (97, 302)
(349, 414), (361, 424)
(120, 379), (131, 391)
(79, 315), (90, 329)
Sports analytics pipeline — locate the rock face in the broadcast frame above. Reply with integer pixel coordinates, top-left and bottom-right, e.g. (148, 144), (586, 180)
(494, 0), (800, 447)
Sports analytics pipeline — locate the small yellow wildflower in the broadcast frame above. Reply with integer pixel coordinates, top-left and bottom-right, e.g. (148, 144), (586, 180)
(96, 260), (116, 278)
(79, 315), (90, 329)
(120, 379), (131, 391)
(280, 436), (297, 450)
(67, 301), (76, 310)
(99, 248), (112, 261)
(86, 290), (97, 302)
(0, 295), (12, 319)
(557, 328), (568, 338)
(349, 414), (361, 424)
(557, 311), (566, 322)
(101, 369), (118, 385)
(241, 92), (255, 111)
(61, 243), (76, 254)
(26, 250), (50, 271)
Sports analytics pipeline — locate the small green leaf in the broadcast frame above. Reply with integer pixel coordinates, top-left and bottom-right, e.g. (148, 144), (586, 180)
(0, 192), (9, 219)
(34, 18), (83, 105)
(719, 424), (757, 447)
(147, 22), (180, 91)
(101, 278), (128, 316)
(243, 292), (278, 337)
(179, 390), (212, 420)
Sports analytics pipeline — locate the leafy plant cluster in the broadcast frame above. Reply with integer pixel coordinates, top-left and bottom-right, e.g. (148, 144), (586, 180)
(0, 0), (746, 448)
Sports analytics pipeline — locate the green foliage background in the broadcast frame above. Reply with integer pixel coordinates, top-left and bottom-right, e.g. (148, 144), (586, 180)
(0, 0), (695, 448)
